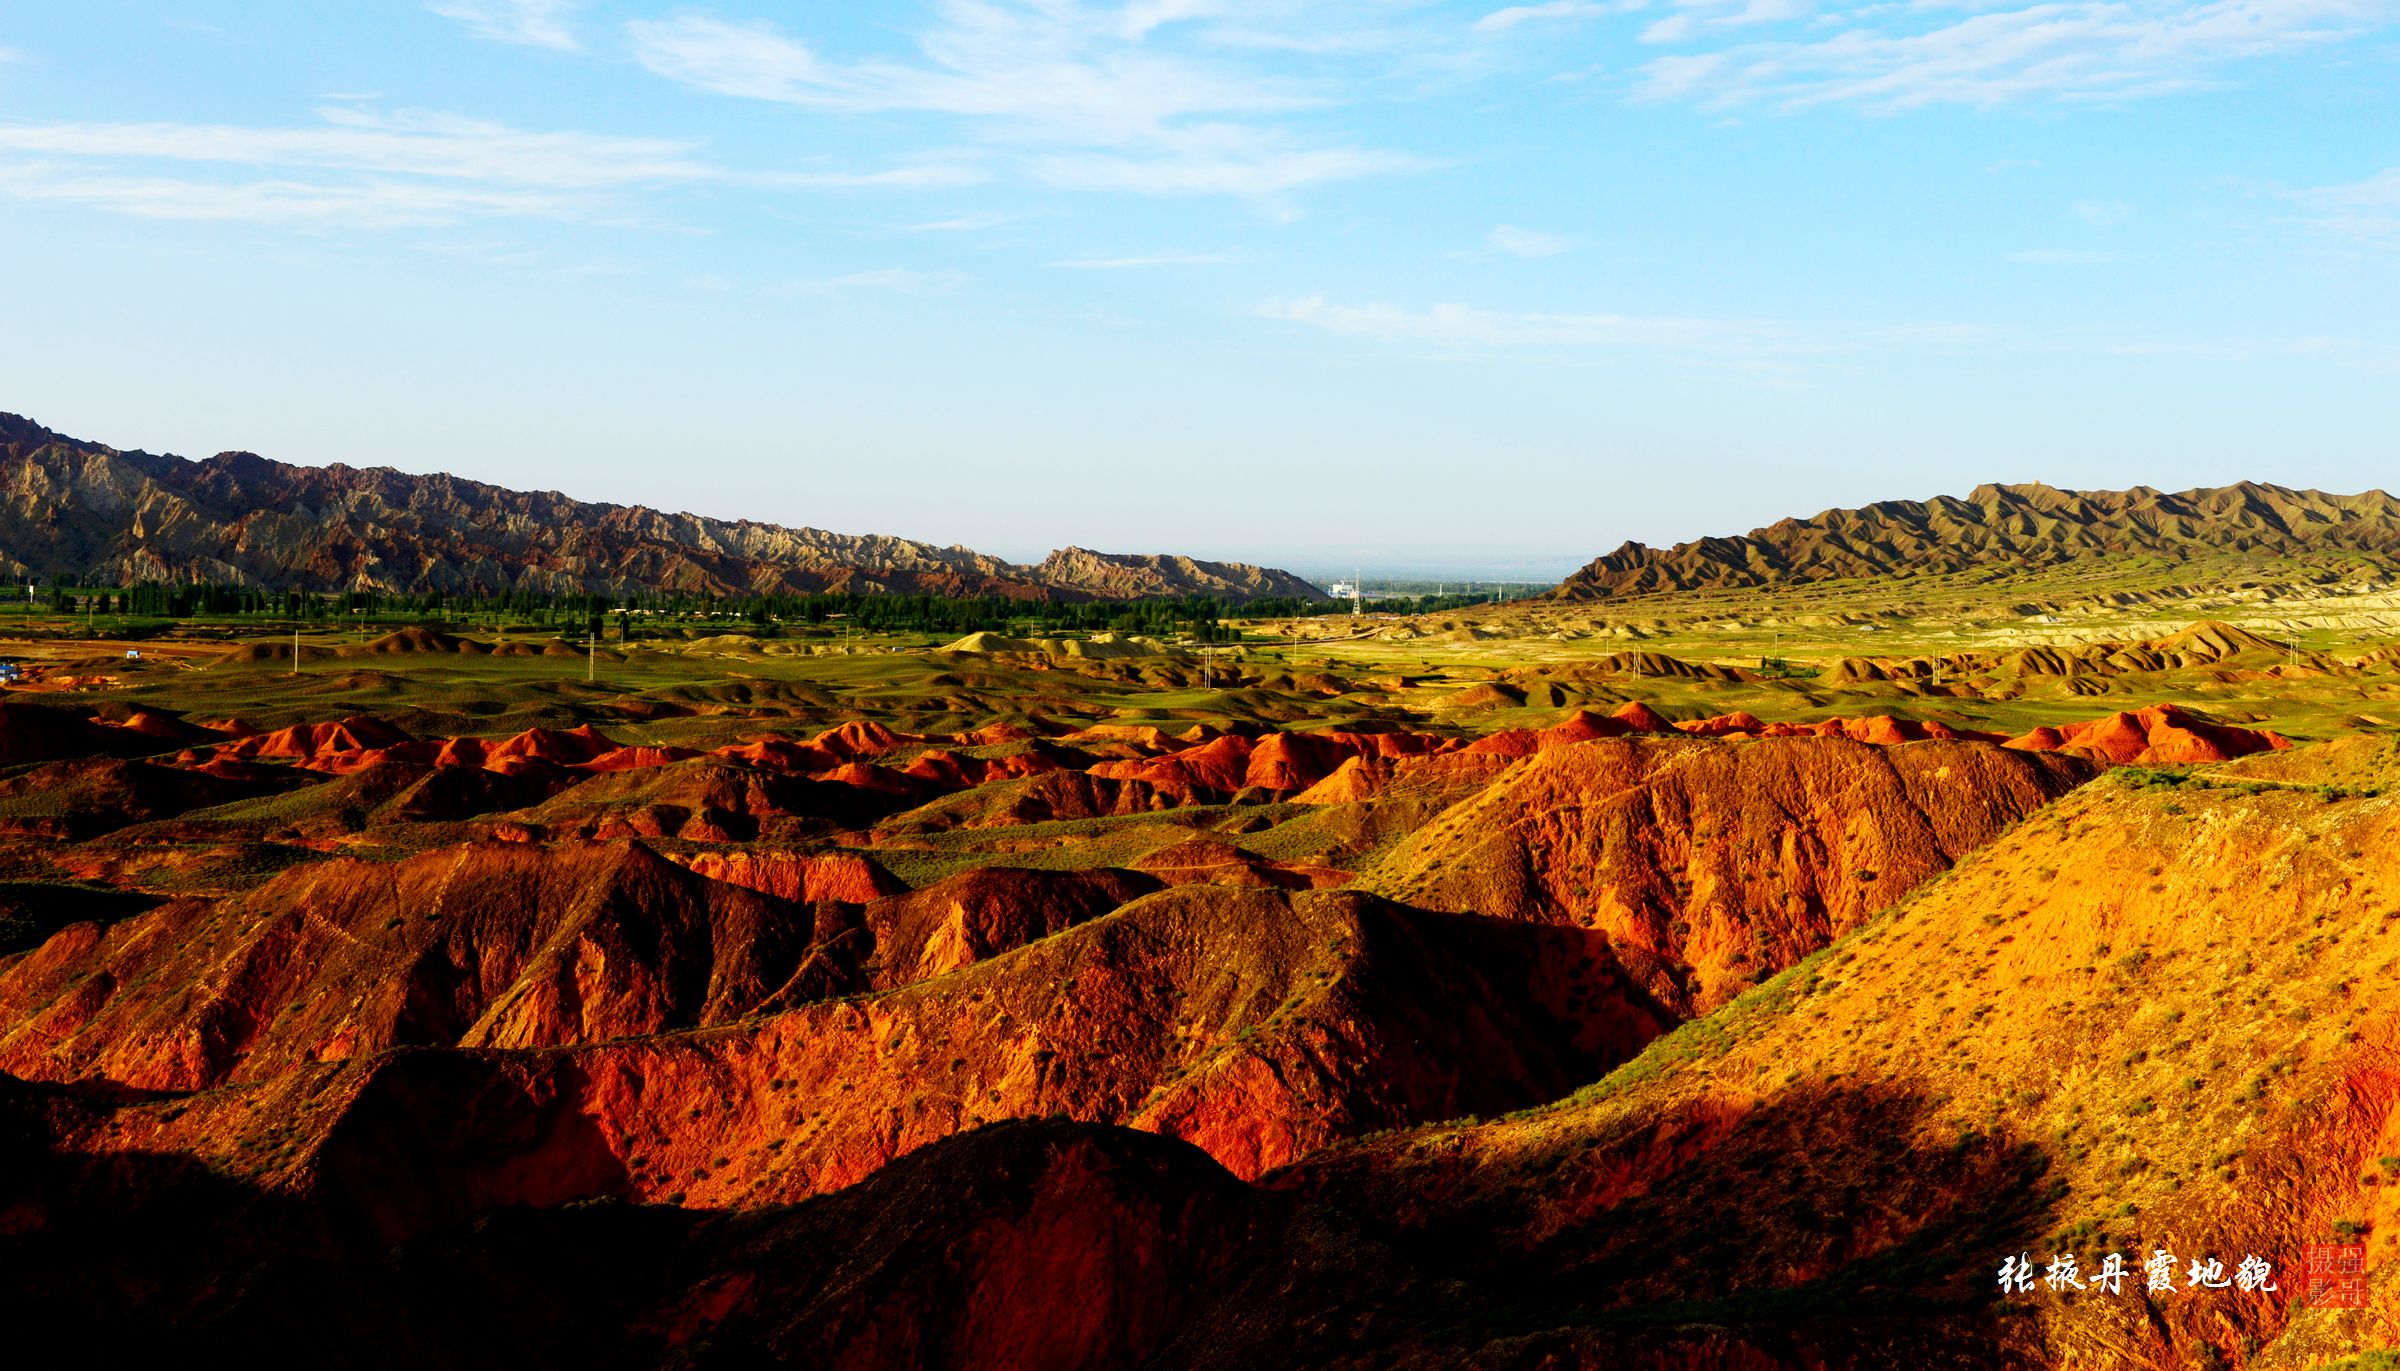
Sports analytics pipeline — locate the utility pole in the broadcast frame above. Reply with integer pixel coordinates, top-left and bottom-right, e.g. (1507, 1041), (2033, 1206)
(588, 626), (597, 683)
(292, 625), (301, 674)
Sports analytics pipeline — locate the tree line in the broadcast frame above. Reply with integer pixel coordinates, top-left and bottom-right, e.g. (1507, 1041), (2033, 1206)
(17, 580), (1501, 637)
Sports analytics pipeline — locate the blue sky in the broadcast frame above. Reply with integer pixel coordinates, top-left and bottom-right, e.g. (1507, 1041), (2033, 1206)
(1, 1), (2394, 576)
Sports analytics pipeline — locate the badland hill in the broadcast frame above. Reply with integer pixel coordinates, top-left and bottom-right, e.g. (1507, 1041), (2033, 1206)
(1552, 481), (2400, 600)
(5, 479), (2400, 1367)
(0, 413), (1323, 602)
(1, 638), (2341, 1366)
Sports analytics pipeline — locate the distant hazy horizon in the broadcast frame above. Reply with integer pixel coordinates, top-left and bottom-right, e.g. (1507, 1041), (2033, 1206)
(1005, 553), (1588, 586)
(3, 2), (2394, 567)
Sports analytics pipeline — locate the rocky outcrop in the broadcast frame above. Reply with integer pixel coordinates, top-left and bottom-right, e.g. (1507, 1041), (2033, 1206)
(1032, 547), (1329, 603)
(1552, 481), (2400, 598)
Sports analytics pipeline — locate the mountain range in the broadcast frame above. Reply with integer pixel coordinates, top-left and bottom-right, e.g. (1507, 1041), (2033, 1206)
(1552, 480), (2400, 600)
(0, 414), (1324, 603)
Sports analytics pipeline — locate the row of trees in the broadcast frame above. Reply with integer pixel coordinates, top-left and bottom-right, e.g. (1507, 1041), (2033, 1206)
(19, 579), (1507, 636)
(15, 582), (1337, 640)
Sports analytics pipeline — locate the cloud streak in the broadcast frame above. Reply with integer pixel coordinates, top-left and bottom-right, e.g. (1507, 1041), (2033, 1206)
(428, 0), (582, 52)
(1487, 224), (1572, 257)
(778, 267), (970, 294)
(1052, 252), (1247, 268)
(626, 3), (1423, 204)
(0, 110), (711, 189)
(0, 107), (973, 228)
(1633, 0), (2398, 110)
(1475, 3), (1616, 33)
(1262, 293), (1832, 355)
(2298, 166), (2400, 247)
(0, 163), (578, 228)
(1261, 292), (2400, 374)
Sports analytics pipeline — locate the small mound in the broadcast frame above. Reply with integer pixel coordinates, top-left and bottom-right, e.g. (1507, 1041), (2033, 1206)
(1443, 683), (1525, 710)
(345, 627), (476, 656)
(941, 631), (1042, 654)
(1292, 755), (1387, 805)
(1610, 700), (1676, 733)
(2003, 703), (2287, 765)
(1675, 710), (1766, 737)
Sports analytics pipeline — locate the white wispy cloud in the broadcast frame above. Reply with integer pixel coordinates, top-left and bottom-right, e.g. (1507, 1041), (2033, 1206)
(2007, 249), (2125, 264)
(902, 211), (1014, 231)
(1116, 0), (1229, 41)
(751, 162), (989, 190)
(626, 4), (1423, 204)
(1634, 1), (2397, 110)
(1052, 252), (1246, 268)
(428, 0), (582, 52)
(0, 107), (969, 228)
(2296, 166), (2400, 247)
(1487, 223), (1573, 257)
(1261, 292), (2400, 374)
(1641, 0), (1811, 46)
(0, 163), (577, 228)
(1031, 140), (1420, 200)
(779, 267), (970, 294)
(1261, 293), (1825, 355)
(1475, 3), (1615, 34)
(0, 111), (712, 189)
(628, 11), (1307, 138)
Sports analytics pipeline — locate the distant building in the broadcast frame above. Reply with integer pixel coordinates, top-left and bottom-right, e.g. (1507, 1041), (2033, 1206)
(1329, 582), (1361, 600)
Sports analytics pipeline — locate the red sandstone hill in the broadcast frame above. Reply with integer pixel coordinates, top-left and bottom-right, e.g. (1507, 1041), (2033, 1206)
(1551, 480), (2400, 599)
(0, 840), (849, 1089)
(1367, 734), (2097, 1016)
(1266, 745), (2400, 1366)
(0, 412), (1324, 601)
(12, 883), (1665, 1229)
